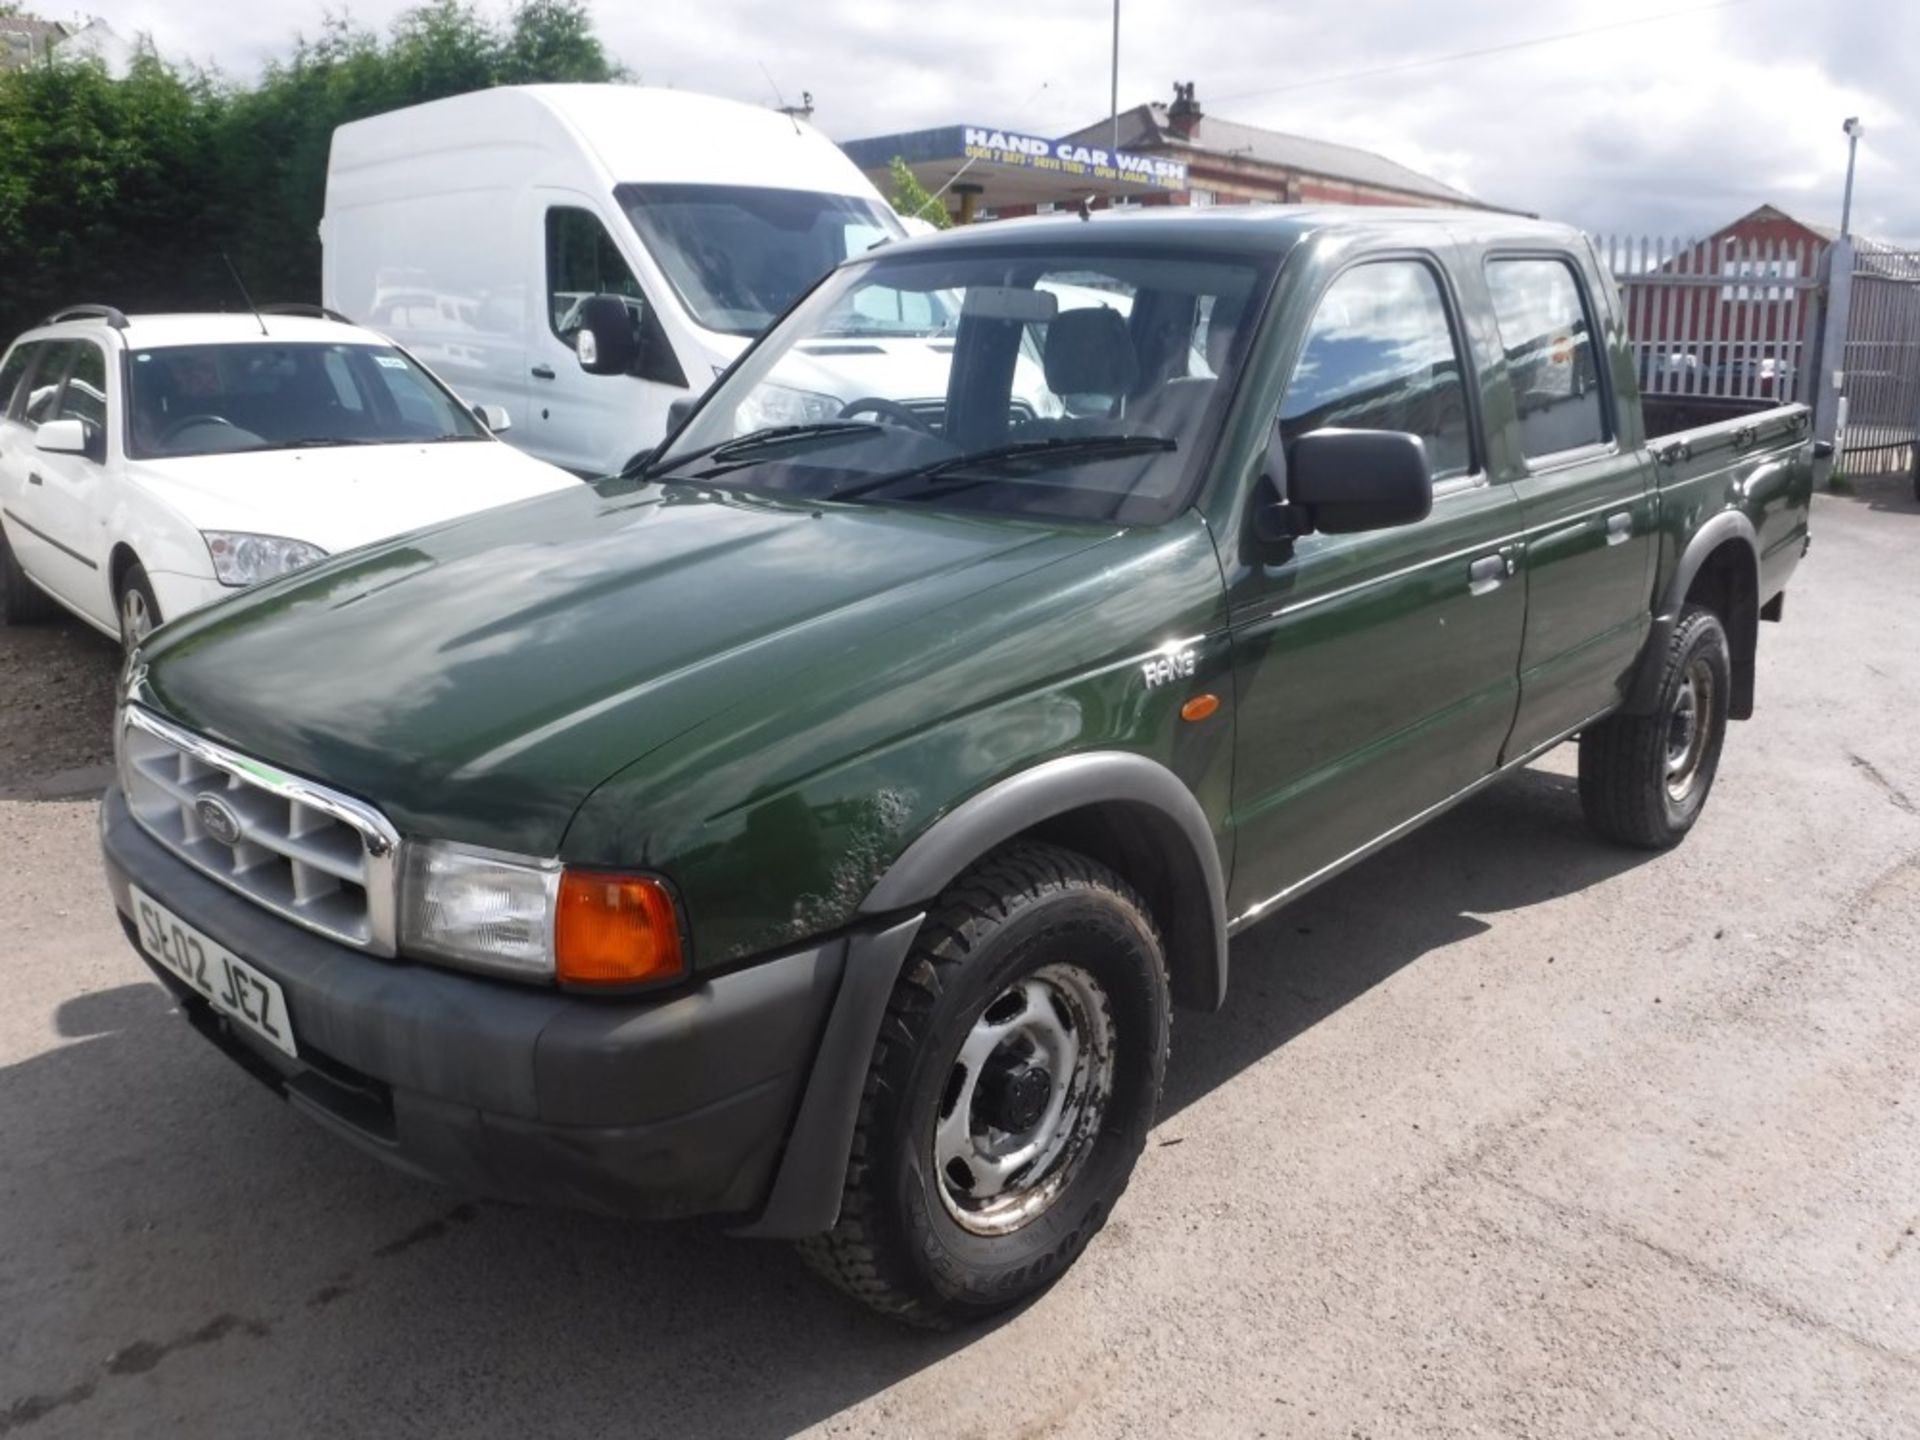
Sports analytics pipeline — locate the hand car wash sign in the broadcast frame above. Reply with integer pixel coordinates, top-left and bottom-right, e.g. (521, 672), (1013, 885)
(962, 127), (1187, 191)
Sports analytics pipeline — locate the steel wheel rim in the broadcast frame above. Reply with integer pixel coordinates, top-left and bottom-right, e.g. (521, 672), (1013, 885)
(1665, 656), (1714, 801)
(119, 587), (153, 649)
(933, 961), (1116, 1237)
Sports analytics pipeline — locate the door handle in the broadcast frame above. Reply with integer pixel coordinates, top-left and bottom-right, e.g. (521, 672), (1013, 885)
(1468, 554), (1507, 595)
(1605, 511), (1633, 545)
(27, 472), (44, 486)
(531, 364), (557, 381)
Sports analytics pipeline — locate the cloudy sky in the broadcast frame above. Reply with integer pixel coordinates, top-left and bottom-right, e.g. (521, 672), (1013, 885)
(110, 0), (1916, 243)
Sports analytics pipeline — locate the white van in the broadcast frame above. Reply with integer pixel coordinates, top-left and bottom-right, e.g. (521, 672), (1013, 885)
(321, 85), (905, 476)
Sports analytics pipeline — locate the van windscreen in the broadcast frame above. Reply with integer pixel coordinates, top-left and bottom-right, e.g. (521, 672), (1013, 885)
(616, 183), (902, 337)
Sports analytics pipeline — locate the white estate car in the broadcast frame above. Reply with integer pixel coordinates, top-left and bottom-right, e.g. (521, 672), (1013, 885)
(0, 305), (577, 648)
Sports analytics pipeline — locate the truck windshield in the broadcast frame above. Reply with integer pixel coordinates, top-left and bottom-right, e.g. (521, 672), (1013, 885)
(126, 342), (487, 459)
(617, 183), (903, 337)
(651, 244), (1273, 526)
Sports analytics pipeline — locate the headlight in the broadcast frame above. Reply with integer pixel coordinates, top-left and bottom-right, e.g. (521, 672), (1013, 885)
(202, 531), (328, 587)
(399, 839), (686, 987)
(400, 840), (559, 980)
(735, 382), (841, 433)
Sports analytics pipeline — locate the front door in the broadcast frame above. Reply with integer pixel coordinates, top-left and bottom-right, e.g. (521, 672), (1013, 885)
(1481, 253), (1656, 752)
(1227, 256), (1527, 922)
(529, 196), (683, 475)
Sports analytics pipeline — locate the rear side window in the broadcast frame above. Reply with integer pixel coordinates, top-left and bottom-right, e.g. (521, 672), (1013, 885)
(1486, 257), (1608, 460)
(0, 343), (36, 419)
(1280, 260), (1473, 482)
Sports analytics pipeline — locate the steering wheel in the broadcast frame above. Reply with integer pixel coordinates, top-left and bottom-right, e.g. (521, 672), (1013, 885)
(837, 396), (937, 435)
(160, 415), (238, 446)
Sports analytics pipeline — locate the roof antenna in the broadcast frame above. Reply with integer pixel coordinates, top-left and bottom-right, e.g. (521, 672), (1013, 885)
(758, 61), (802, 135)
(221, 253), (270, 337)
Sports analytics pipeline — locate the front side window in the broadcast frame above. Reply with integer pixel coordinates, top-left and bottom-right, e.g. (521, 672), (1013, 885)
(125, 342), (486, 459)
(617, 183), (902, 337)
(0, 343), (36, 419)
(1280, 260), (1472, 481)
(55, 342), (109, 432)
(1486, 257), (1607, 460)
(653, 245), (1274, 526)
(546, 207), (646, 339)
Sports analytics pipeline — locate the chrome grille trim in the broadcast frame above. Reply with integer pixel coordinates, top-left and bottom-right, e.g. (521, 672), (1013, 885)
(118, 705), (400, 956)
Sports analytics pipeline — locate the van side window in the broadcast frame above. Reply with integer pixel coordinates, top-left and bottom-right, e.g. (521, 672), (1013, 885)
(545, 206), (688, 389)
(0, 343), (36, 420)
(1486, 257), (1608, 460)
(1280, 260), (1472, 482)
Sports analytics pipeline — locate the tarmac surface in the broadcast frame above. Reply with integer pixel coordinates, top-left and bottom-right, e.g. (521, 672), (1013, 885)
(2, 482), (1917, 1438)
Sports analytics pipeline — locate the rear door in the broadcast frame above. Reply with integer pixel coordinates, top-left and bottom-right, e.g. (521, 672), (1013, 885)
(1478, 252), (1657, 752)
(1226, 253), (1527, 917)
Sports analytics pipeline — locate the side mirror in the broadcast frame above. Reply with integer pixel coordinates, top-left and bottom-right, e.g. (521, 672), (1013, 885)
(1256, 427), (1433, 546)
(473, 403), (512, 434)
(575, 294), (641, 376)
(34, 418), (91, 458)
(666, 396), (697, 433)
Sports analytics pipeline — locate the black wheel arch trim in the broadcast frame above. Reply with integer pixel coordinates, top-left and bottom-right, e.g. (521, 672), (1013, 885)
(857, 750), (1230, 1013)
(1624, 510), (1759, 718)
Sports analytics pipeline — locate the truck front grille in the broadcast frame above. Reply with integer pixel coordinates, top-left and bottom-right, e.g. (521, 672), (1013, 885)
(119, 706), (400, 955)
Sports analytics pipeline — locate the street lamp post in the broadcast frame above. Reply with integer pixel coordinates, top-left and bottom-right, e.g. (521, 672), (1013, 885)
(1110, 0), (1120, 153)
(1840, 116), (1863, 239)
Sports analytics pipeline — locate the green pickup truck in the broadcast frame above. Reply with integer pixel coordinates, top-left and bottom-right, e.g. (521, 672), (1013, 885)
(100, 207), (1813, 1326)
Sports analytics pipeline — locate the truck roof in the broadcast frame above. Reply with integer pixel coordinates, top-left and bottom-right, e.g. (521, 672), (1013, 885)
(878, 204), (1586, 259)
(328, 84), (880, 199)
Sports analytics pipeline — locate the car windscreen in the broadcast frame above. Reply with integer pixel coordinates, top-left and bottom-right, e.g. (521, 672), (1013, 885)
(651, 244), (1275, 527)
(616, 183), (903, 337)
(125, 342), (488, 459)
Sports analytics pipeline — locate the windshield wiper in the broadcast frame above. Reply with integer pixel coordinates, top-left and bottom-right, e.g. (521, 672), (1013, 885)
(642, 421), (887, 479)
(272, 437), (386, 449)
(826, 433), (1177, 503)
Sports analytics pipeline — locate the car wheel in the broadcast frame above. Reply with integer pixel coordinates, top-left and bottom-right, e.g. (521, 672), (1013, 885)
(116, 562), (163, 652)
(798, 841), (1169, 1328)
(1, 524), (60, 624)
(1578, 603), (1731, 849)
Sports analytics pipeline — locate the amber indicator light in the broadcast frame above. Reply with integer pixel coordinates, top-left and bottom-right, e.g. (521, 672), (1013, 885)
(1180, 693), (1221, 723)
(555, 871), (685, 985)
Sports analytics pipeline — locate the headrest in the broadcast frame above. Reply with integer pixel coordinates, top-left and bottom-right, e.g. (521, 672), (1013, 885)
(1044, 307), (1138, 396)
(1206, 296), (1245, 374)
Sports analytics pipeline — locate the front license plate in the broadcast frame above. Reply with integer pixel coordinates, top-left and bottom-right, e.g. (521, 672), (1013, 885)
(129, 885), (297, 1059)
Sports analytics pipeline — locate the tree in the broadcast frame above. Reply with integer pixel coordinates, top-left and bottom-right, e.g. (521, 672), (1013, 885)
(889, 156), (951, 229)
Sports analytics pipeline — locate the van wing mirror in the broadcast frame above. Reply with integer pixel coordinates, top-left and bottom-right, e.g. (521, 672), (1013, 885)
(34, 418), (91, 458)
(472, 403), (512, 434)
(1256, 427), (1433, 546)
(666, 396), (697, 433)
(575, 294), (641, 376)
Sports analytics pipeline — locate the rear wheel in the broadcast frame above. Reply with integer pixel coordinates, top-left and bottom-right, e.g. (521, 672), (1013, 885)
(116, 562), (162, 652)
(1578, 604), (1731, 849)
(1, 524), (60, 624)
(799, 842), (1169, 1327)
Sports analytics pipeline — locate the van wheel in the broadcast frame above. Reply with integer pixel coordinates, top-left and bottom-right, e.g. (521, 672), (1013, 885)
(1578, 604), (1731, 849)
(116, 563), (162, 652)
(798, 842), (1169, 1328)
(1, 525), (59, 624)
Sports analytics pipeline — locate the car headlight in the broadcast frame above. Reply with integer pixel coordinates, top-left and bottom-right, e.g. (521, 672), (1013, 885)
(400, 839), (685, 986)
(735, 382), (841, 433)
(202, 531), (328, 587)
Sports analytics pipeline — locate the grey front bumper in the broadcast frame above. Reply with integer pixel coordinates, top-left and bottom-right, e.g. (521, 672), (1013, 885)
(100, 783), (848, 1221)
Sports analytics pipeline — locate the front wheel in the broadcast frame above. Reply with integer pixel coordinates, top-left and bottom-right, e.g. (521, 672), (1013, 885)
(1578, 604), (1731, 848)
(116, 562), (163, 653)
(799, 842), (1169, 1327)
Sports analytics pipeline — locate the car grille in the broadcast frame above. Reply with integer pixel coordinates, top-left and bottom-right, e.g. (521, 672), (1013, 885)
(119, 705), (400, 955)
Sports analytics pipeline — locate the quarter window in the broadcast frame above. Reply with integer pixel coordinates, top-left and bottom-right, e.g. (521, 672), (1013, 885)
(1486, 258), (1607, 459)
(1280, 260), (1473, 481)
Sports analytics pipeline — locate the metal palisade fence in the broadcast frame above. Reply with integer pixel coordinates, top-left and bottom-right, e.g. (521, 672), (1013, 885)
(1595, 230), (1920, 476)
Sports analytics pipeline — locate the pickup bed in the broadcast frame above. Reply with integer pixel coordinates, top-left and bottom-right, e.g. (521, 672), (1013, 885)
(99, 206), (1812, 1327)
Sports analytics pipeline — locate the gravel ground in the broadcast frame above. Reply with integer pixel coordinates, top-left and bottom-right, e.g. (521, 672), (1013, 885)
(2, 483), (1918, 1438)
(0, 619), (117, 800)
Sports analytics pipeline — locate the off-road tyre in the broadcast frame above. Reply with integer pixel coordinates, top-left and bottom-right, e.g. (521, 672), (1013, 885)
(798, 841), (1170, 1328)
(1579, 603), (1731, 849)
(0, 523), (59, 624)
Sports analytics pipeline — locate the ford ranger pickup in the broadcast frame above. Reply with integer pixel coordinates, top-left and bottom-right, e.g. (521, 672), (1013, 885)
(99, 207), (1813, 1326)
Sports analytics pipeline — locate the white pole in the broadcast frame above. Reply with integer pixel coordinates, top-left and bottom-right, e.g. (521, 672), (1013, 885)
(1110, 0), (1120, 153)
